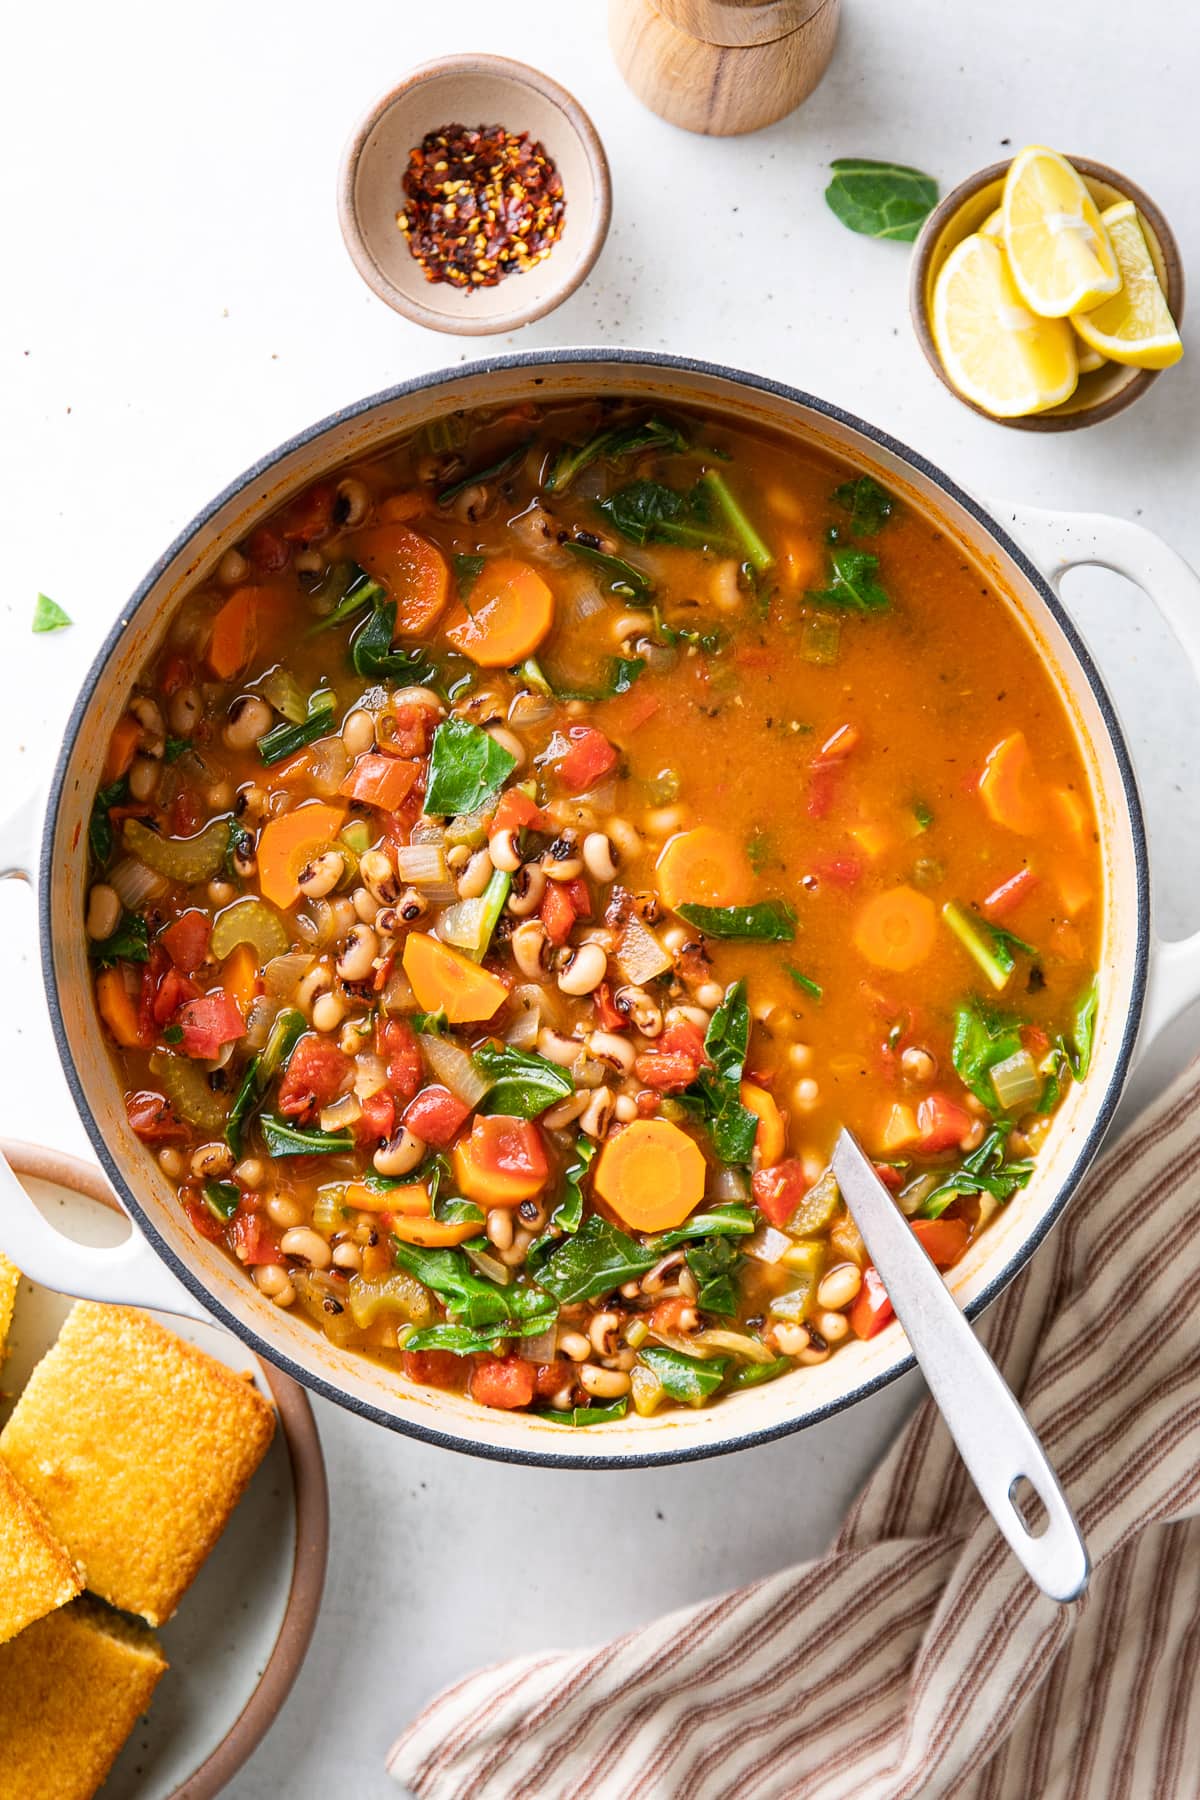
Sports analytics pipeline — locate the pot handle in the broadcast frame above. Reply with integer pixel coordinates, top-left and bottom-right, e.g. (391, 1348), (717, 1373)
(0, 798), (212, 1323)
(0, 1149), (211, 1322)
(1002, 503), (1200, 1049)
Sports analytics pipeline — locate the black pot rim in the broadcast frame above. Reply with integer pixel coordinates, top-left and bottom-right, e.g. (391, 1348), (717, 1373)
(39, 347), (1150, 1470)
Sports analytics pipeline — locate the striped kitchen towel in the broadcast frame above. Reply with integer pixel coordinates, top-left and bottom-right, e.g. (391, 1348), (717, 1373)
(389, 1057), (1200, 1800)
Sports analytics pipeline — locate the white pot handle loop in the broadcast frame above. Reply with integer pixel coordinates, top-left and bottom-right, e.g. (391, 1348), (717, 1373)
(1002, 503), (1200, 1049)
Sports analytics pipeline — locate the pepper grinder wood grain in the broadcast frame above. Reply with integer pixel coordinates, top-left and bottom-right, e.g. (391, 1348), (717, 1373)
(609, 0), (840, 137)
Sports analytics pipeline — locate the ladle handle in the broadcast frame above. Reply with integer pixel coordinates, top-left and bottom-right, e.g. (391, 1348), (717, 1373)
(831, 1130), (1089, 1603)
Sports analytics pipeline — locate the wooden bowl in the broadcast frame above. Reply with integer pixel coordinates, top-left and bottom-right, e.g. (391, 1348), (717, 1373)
(910, 156), (1185, 431)
(337, 55), (611, 336)
(0, 1140), (329, 1800)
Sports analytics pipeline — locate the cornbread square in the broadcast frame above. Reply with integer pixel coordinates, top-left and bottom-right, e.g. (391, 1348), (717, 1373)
(0, 1302), (275, 1626)
(0, 1597), (166, 1800)
(0, 1459), (81, 1645)
(0, 1253), (18, 1355)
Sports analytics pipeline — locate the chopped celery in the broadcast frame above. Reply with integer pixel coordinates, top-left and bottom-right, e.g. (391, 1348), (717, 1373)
(467, 868), (512, 963)
(123, 816), (230, 884)
(346, 1270), (436, 1330)
(942, 900), (1011, 992)
(210, 896), (289, 963)
(306, 564), (386, 635)
(257, 690), (337, 766)
(800, 614), (841, 665)
(312, 1184), (348, 1235)
(786, 1171), (840, 1236)
(341, 819), (371, 856)
(259, 668), (309, 724)
(149, 1052), (231, 1133)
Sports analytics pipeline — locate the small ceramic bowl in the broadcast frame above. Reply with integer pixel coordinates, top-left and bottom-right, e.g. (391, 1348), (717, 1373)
(0, 1140), (328, 1800)
(910, 155), (1185, 431)
(338, 54), (611, 336)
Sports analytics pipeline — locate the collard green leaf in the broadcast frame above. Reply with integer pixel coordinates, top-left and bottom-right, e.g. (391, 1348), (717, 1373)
(598, 479), (738, 555)
(677, 901), (796, 942)
(202, 1180), (240, 1221)
(89, 776), (128, 866)
(351, 600), (440, 684)
(638, 1346), (728, 1407)
(807, 548), (891, 613)
(650, 1203), (756, 1251)
(87, 910), (149, 970)
(824, 158), (938, 243)
(257, 690), (337, 766)
(534, 1214), (657, 1305)
(728, 1354), (792, 1390)
(260, 1115), (354, 1157)
(539, 1399), (629, 1426)
(436, 438), (534, 505)
(424, 716), (517, 817)
(1068, 974), (1099, 1080)
(564, 541), (655, 602)
(919, 1125), (1034, 1219)
(402, 1313), (557, 1355)
(453, 554), (486, 603)
(545, 416), (687, 493)
(685, 1236), (743, 1316)
(784, 963), (823, 1000)
(832, 475), (895, 535)
(474, 1043), (574, 1118)
(950, 999), (1025, 1112)
(677, 983), (760, 1166)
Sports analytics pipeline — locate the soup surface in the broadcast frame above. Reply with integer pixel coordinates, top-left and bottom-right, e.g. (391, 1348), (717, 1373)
(86, 400), (1100, 1423)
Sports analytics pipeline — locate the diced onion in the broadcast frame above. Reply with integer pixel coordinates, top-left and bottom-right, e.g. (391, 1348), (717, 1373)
(380, 969), (417, 1014)
(746, 1226), (792, 1265)
(394, 844), (451, 886)
(409, 819), (446, 847)
(305, 736), (350, 798)
(438, 896), (485, 950)
(898, 1173), (940, 1218)
(353, 1053), (388, 1100)
(244, 994), (279, 1051)
(691, 1329), (776, 1364)
(710, 1166), (750, 1203)
(615, 916), (673, 985)
(517, 1325), (558, 1362)
(263, 951), (314, 999)
(320, 1093), (362, 1133)
(418, 1032), (492, 1108)
(991, 1049), (1040, 1111)
(446, 810), (491, 850)
(109, 855), (168, 909)
(464, 1248), (511, 1286)
(259, 668), (308, 724)
(505, 988), (543, 1050)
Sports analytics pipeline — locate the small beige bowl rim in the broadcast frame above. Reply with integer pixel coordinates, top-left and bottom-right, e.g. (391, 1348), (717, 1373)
(337, 53), (612, 337)
(0, 1137), (330, 1800)
(910, 153), (1186, 432)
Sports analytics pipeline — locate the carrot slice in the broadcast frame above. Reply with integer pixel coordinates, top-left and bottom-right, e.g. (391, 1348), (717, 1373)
(222, 942), (260, 1016)
(656, 826), (754, 913)
(1050, 784), (1090, 848)
(978, 731), (1045, 835)
(257, 802), (348, 909)
(207, 584), (289, 680)
(877, 1101), (919, 1154)
(594, 1118), (707, 1232)
(96, 968), (142, 1048)
(852, 885), (937, 973)
(103, 714), (142, 785)
(442, 557), (555, 668)
(402, 933), (509, 1025)
(741, 1080), (786, 1166)
(345, 1180), (430, 1216)
(1057, 863), (1094, 918)
(348, 524), (450, 636)
(391, 1216), (481, 1247)
(377, 490), (425, 523)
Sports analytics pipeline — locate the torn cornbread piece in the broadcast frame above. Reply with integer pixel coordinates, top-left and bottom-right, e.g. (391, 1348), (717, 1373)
(0, 1253), (18, 1355)
(0, 1597), (166, 1800)
(0, 1460), (82, 1646)
(0, 1302), (275, 1626)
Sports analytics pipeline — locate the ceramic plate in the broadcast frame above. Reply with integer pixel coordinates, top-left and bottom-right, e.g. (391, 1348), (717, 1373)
(0, 1142), (328, 1800)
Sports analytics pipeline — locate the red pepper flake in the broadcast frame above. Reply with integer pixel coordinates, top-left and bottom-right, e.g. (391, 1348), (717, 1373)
(397, 122), (566, 291)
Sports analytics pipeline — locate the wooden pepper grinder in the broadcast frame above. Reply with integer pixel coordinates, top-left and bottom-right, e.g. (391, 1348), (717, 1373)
(609, 0), (840, 136)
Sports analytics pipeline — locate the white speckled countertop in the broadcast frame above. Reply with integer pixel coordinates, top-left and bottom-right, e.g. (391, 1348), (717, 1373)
(2, 2), (1198, 1792)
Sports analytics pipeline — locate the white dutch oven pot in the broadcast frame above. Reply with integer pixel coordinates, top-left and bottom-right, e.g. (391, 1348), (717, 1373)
(4, 352), (1200, 1467)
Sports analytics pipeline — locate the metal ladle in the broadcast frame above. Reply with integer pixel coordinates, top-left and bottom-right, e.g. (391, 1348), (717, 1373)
(831, 1128), (1089, 1603)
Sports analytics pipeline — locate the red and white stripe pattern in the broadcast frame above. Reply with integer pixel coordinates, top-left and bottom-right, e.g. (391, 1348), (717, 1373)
(389, 1062), (1200, 1799)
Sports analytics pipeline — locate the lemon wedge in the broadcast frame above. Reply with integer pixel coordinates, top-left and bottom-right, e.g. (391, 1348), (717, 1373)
(980, 207), (1005, 240)
(1072, 330), (1107, 374)
(1070, 200), (1183, 369)
(1002, 146), (1120, 317)
(932, 233), (1078, 417)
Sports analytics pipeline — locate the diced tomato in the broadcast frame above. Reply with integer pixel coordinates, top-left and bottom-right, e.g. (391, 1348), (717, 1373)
(807, 759), (840, 821)
(490, 788), (548, 838)
(184, 1194), (227, 1243)
(633, 1052), (697, 1092)
(137, 948), (170, 1047)
(176, 992), (244, 1060)
(593, 982), (627, 1033)
(873, 1162), (904, 1192)
(814, 854), (863, 889)
(466, 1114), (548, 1185)
(649, 1297), (692, 1334)
(535, 1362), (567, 1399)
(279, 481), (335, 544)
(555, 726), (618, 792)
(982, 867), (1040, 920)
(339, 753), (419, 813)
(377, 1018), (422, 1104)
(245, 523), (289, 572)
(661, 1018), (707, 1063)
(278, 1035), (352, 1120)
(153, 966), (202, 1027)
(160, 655), (193, 697)
(469, 1355), (536, 1410)
(849, 1266), (894, 1339)
(403, 1349), (463, 1390)
(227, 1207), (285, 1266)
(910, 1217), (969, 1268)
(386, 703), (437, 759)
(126, 1090), (189, 1142)
(356, 1088), (396, 1147)
(600, 686), (660, 737)
(403, 1084), (472, 1149)
(170, 788), (205, 836)
(914, 1093), (972, 1155)
(752, 1160), (808, 1230)
(1021, 1024), (1051, 1058)
(636, 1089), (660, 1117)
(540, 880), (578, 947)
(160, 910), (211, 974)
(564, 876), (592, 919)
